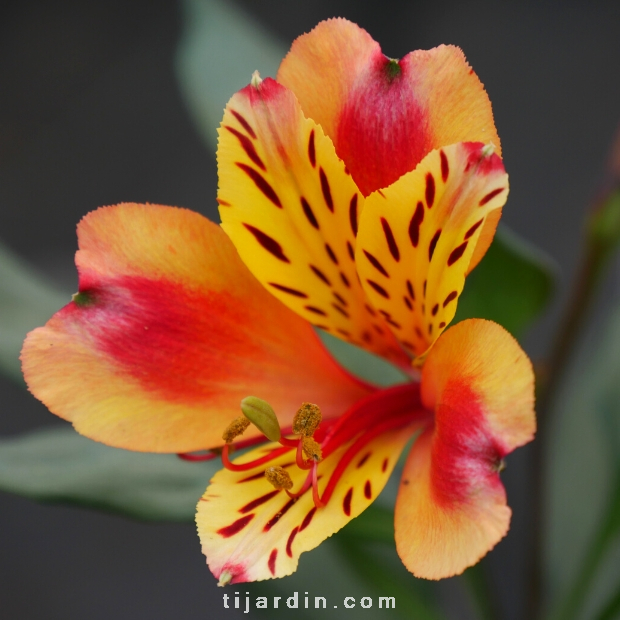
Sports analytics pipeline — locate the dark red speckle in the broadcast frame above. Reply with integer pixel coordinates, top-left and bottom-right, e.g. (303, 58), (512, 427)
(230, 110), (257, 139)
(308, 130), (316, 168)
(408, 201), (425, 248)
(268, 549), (278, 575)
(363, 250), (389, 277)
(236, 163), (282, 208)
(349, 194), (358, 235)
(440, 150), (449, 182)
(264, 499), (296, 531)
(268, 283), (308, 298)
(364, 480), (372, 499)
(429, 230), (441, 261)
(366, 280), (390, 299)
(243, 224), (289, 263)
(479, 188), (505, 206)
(319, 168), (334, 212)
(357, 452), (371, 468)
(448, 242), (468, 266)
(381, 217), (400, 261)
(217, 514), (255, 538)
(239, 490), (280, 514)
(425, 173), (436, 208)
(464, 218), (484, 239)
(286, 527), (299, 558)
(299, 507), (317, 531)
(301, 197), (319, 229)
(343, 488), (353, 516)
(225, 126), (265, 170)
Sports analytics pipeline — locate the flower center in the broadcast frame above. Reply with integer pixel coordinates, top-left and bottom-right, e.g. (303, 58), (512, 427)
(217, 383), (429, 510)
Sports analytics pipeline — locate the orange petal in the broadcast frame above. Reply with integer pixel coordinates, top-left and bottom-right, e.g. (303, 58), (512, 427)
(218, 76), (410, 370)
(356, 143), (508, 359)
(394, 319), (535, 579)
(197, 424), (414, 584)
(277, 19), (500, 195)
(21, 204), (372, 453)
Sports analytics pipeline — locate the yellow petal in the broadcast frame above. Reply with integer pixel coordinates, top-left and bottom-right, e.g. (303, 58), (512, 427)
(197, 425), (414, 583)
(218, 77), (410, 369)
(356, 142), (508, 359)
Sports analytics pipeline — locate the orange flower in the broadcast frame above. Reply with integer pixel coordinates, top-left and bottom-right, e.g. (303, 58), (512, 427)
(21, 19), (535, 585)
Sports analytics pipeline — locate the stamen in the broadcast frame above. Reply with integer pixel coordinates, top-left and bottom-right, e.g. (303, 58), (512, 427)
(295, 439), (313, 470)
(240, 396), (281, 442)
(311, 462), (325, 508)
(302, 437), (323, 462)
(292, 402), (322, 437)
(285, 470), (314, 499)
(222, 416), (251, 443)
(265, 466), (294, 490)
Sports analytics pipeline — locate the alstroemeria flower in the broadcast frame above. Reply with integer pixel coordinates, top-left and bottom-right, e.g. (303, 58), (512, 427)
(21, 19), (535, 586)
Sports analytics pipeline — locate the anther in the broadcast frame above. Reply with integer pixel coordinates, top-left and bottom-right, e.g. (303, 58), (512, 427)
(302, 437), (323, 462)
(222, 417), (251, 443)
(292, 402), (322, 437)
(240, 396), (281, 442)
(265, 466), (294, 490)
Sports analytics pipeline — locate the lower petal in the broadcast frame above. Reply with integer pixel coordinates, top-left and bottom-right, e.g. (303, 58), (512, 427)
(395, 428), (510, 579)
(197, 421), (416, 583)
(395, 319), (535, 578)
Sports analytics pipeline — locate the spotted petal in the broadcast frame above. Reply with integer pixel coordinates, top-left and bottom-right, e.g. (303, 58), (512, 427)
(218, 77), (410, 369)
(197, 386), (425, 583)
(394, 319), (535, 579)
(277, 18), (501, 196)
(21, 204), (372, 453)
(356, 142), (508, 359)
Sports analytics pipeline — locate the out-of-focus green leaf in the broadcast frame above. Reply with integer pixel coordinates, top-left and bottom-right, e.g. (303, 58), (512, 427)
(0, 243), (70, 382)
(340, 501), (394, 543)
(317, 331), (409, 387)
(454, 225), (556, 340)
(0, 426), (217, 521)
(547, 307), (620, 620)
(175, 0), (286, 151)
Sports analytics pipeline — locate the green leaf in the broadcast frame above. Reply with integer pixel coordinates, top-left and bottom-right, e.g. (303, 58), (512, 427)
(0, 426), (217, 521)
(0, 242), (70, 382)
(317, 330), (409, 386)
(454, 225), (556, 339)
(175, 0), (286, 151)
(547, 306), (620, 620)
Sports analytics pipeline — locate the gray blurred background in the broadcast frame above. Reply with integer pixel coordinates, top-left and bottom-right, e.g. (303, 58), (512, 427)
(2, 0), (620, 618)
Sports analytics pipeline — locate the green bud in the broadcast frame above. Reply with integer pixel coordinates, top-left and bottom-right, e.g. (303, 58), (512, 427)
(240, 396), (281, 442)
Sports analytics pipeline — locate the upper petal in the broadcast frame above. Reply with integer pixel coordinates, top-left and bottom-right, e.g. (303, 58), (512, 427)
(356, 142), (508, 359)
(277, 18), (500, 195)
(21, 204), (372, 453)
(394, 319), (535, 579)
(217, 76), (410, 370)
